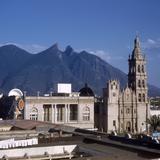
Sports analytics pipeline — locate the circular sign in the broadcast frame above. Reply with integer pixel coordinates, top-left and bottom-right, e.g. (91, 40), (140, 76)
(18, 99), (24, 110)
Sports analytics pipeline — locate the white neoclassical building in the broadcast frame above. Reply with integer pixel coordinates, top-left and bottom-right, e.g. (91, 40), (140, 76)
(24, 83), (95, 129)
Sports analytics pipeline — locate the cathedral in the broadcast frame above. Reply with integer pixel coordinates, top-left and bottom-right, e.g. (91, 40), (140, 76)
(99, 36), (150, 133)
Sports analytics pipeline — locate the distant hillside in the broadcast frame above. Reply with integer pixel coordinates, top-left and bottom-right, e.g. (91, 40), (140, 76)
(0, 44), (159, 97)
(0, 45), (32, 89)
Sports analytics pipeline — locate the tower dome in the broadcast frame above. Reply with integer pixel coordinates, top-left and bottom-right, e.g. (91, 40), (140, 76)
(79, 83), (94, 96)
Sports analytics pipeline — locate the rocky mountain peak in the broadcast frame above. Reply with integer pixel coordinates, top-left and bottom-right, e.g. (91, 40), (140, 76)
(0, 44), (159, 97)
(48, 43), (59, 51)
(64, 45), (74, 55)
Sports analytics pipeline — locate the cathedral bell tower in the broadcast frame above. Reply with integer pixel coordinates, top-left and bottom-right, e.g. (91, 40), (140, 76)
(128, 36), (148, 103)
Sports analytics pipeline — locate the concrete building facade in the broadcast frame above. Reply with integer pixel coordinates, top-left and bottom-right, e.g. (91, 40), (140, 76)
(99, 37), (150, 133)
(24, 84), (94, 129)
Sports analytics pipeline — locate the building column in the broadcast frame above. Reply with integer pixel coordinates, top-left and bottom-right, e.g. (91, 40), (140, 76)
(65, 104), (68, 123)
(68, 104), (70, 122)
(41, 105), (44, 122)
(52, 104), (55, 123)
(54, 104), (57, 123)
(78, 104), (81, 123)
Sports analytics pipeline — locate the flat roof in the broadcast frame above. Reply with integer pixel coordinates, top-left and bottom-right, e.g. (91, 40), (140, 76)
(0, 120), (60, 130)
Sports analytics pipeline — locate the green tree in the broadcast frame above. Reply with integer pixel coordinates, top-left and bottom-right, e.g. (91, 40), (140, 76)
(147, 115), (160, 132)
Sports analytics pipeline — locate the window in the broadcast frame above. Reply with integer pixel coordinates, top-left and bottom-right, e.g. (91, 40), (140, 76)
(57, 104), (65, 122)
(30, 107), (38, 120)
(126, 108), (130, 114)
(138, 65), (141, 72)
(142, 65), (144, 73)
(70, 104), (78, 121)
(113, 120), (116, 126)
(83, 107), (90, 121)
(138, 93), (142, 102)
(43, 104), (52, 122)
(142, 80), (145, 88)
(126, 121), (131, 132)
(138, 80), (141, 88)
(121, 109), (123, 114)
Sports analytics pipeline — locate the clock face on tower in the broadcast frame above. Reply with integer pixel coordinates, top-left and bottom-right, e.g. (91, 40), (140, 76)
(113, 92), (116, 97)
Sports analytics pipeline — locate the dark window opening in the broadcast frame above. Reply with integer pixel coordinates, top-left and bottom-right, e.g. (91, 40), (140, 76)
(70, 104), (78, 121)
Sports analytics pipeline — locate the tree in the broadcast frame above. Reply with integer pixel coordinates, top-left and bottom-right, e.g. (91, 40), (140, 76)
(147, 115), (160, 132)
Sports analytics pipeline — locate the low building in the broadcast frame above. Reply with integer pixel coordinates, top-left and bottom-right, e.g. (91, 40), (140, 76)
(24, 83), (95, 129)
(150, 97), (160, 116)
(150, 106), (160, 116)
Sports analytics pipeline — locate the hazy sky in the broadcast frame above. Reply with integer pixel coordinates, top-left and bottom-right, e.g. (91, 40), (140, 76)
(0, 0), (160, 87)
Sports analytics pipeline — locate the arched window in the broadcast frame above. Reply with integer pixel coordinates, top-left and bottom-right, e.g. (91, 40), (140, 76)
(83, 107), (90, 121)
(142, 80), (145, 88)
(142, 65), (144, 73)
(138, 65), (140, 72)
(126, 121), (131, 132)
(126, 108), (130, 114)
(138, 80), (141, 88)
(138, 93), (141, 102)
(30, 107), (38, 120)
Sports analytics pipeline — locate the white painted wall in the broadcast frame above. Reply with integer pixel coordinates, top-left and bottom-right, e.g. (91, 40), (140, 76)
(0, 145), (77, 158)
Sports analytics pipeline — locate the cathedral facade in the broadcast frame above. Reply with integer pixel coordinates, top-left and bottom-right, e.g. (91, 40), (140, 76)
(100, 37), (150, 133)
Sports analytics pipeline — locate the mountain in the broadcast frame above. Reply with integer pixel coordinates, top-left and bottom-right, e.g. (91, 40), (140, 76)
(0, 45), (32, 91)
(148, 85), (160, 97)
(0, 44), (159, 97)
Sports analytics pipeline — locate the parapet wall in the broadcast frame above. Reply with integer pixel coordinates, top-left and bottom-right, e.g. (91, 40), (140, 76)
(0, 145), (77, 158)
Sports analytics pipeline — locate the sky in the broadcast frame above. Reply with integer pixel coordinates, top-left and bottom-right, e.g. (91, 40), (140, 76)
(0, 0), (160, 87)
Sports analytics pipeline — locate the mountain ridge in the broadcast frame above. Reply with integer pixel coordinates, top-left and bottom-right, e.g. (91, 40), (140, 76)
(0, 44), (159, 97)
